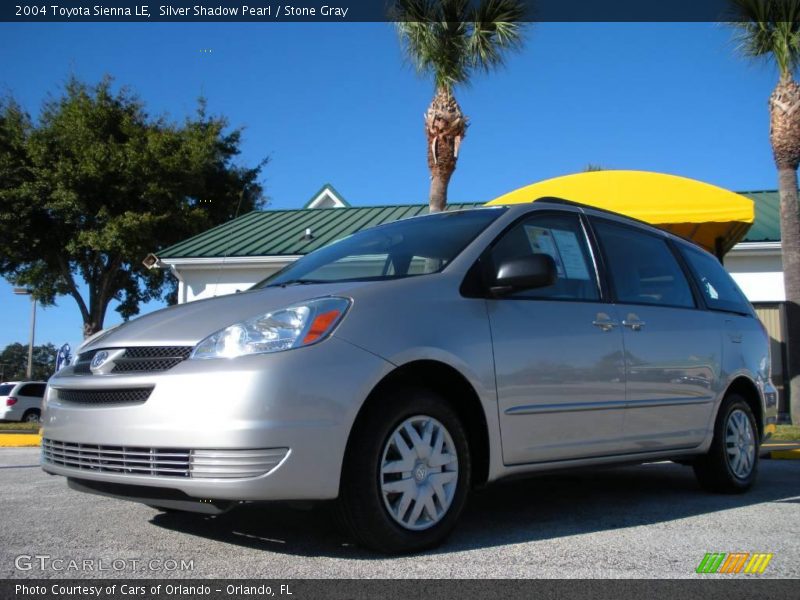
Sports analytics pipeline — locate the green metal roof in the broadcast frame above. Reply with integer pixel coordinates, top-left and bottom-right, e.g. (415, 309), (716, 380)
(158, 203), (482, 258)
(739, 191), (781, 243)
(158, 191), (781, 259)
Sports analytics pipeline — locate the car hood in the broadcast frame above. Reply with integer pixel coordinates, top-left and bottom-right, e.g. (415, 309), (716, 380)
(80, 283), (367, 351)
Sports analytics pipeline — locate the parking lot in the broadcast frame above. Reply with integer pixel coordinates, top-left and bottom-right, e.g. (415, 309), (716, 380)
(1, 447), (798, 579)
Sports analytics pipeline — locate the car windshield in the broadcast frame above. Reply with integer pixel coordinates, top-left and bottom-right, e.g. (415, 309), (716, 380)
(253, 208), (505, 288)
(0, 384), (14, 395)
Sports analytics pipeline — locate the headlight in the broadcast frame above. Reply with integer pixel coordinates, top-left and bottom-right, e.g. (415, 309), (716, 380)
(191, 296), (352, 360)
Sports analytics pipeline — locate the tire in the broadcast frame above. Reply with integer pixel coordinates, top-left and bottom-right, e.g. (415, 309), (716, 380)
(693, 394), (759, 493)
(21, 410), (40, 423)
(337, 386), (471, 553)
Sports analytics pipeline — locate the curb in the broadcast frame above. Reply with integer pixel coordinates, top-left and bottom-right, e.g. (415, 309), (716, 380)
(762, 440), (800, 460)
(769, 449), (800, 460)
(0, 434), (41, 447)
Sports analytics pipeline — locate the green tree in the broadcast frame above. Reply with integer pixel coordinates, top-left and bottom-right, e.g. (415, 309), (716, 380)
(0, 76), (266, 337)
(394, 0), (526, 212)
(0, 343), (57, 381)
(730, 0), (800, 423)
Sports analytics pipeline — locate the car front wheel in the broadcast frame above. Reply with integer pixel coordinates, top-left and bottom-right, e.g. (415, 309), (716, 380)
(337, 387), (471, 553)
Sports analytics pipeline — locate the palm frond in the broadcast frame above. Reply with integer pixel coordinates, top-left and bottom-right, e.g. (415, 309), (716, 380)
(394, 0), (527, 91)
(468, 0), (526, 72)
(730, 0), (800, 77)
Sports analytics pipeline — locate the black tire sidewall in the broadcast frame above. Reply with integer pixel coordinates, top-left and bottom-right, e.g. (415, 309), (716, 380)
(340, 387), (472, 553)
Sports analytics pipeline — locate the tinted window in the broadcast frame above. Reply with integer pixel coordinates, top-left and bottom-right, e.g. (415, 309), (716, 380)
(18, 384), (45, 397)
(0, 384), (14, 396)
(593, 219), (695, 308)
(679, 244), (752, 314)
(254, 208), (505, 287)
(489, 212), (599, 301)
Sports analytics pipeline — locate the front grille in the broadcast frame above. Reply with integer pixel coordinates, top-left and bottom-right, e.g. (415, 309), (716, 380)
(42, 439), (288, 480)
(112, 346), (193, 373)
(55, 388), (153, 405)
(43, 439), (191, 477)
(73, 346), (192, 375)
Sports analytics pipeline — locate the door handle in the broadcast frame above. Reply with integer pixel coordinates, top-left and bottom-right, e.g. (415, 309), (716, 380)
(593, 313), (619, 332)
(622, 318), (646, 331)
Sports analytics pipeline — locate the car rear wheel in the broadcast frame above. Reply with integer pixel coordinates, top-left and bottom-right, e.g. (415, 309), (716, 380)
(693, 394), (759, 493)
(337, 387), (471, 553)
(22, 410), (40, 423)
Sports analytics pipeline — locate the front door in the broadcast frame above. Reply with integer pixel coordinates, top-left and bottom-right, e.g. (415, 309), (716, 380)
(487, 210), (628, 465)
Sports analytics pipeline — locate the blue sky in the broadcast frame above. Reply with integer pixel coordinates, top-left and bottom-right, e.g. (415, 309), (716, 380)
(0, 22), (785, 355)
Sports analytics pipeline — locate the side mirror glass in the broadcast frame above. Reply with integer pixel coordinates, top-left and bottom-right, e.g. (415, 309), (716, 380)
(491, 254), (557, 296)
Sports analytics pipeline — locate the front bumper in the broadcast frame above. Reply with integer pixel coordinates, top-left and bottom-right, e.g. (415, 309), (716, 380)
(41, 336), (393, 503)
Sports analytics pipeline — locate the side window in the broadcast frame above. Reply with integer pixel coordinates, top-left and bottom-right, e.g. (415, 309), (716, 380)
(593, 219), (695, 309)
(679, 244), (752, 315)
(18, 384), (45, 397)
(489, 212), (599, 301)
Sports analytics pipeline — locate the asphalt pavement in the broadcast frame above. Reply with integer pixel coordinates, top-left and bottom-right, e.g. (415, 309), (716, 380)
(1, 447), (798, 579)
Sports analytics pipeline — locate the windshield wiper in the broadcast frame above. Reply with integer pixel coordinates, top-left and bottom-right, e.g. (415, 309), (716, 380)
(265, 278), (324, 288)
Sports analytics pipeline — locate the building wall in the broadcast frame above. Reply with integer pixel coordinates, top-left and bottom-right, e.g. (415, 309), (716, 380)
(724, 251), (784, 302)
(176, 265), (286, 303)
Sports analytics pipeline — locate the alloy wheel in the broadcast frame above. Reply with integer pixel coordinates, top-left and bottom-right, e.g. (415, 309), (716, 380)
(725, 408), (755, 479)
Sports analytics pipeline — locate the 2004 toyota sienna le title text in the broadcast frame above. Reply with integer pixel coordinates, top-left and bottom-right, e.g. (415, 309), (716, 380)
(41, 199), (778, 553)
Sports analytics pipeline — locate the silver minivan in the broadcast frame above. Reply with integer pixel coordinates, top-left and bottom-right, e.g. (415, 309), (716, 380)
(41, 200), (778, 553)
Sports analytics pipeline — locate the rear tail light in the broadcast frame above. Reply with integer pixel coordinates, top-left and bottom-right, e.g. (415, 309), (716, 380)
(6, 397), (17, 406)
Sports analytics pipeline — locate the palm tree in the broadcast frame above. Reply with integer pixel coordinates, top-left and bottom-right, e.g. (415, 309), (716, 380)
(394, 0), (526, 212)
(731, 0), (800, 424)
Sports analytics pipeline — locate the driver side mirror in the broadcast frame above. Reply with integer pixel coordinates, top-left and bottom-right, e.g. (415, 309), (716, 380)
(490, 254), (557, 297)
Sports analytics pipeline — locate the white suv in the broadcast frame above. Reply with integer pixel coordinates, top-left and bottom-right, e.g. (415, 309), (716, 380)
(0, 381), (47, 422)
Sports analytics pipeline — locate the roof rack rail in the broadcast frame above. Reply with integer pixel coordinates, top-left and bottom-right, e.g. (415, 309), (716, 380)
(530, 196), (655, 228)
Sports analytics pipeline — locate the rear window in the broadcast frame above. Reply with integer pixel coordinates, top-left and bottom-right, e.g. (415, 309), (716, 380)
(0, 384), (14, 396)
(18, 383), (46, 397)
(679, 244), (752, 315)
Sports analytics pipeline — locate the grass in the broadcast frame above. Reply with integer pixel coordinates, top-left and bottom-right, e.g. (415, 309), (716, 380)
(0, 421), (39, 431)
(771, 424), (800, 441)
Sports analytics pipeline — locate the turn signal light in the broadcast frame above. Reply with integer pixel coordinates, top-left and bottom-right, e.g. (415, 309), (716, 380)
(303, 309), (342, 345)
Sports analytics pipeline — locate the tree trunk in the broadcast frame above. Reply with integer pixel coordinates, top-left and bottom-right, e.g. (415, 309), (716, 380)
(424, 87), (467, 213)
(778, 168), (800, 424)
(429, 172), (451, 213)
(770, 76), (800, 424)
(83, 318), (104, 338)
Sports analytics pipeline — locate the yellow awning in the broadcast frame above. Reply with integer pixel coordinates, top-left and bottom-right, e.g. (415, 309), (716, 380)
(486, 170), (754, 255)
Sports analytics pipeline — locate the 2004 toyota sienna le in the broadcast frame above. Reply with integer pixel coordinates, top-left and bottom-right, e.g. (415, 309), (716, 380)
(41, 199), (778, 553)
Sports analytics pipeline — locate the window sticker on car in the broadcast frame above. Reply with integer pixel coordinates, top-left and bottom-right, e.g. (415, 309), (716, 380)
(551, 229), (591, 281)
(524, 226), (565, 278)
(704, 279), (720, 300)
(523, 226), (590, 281)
